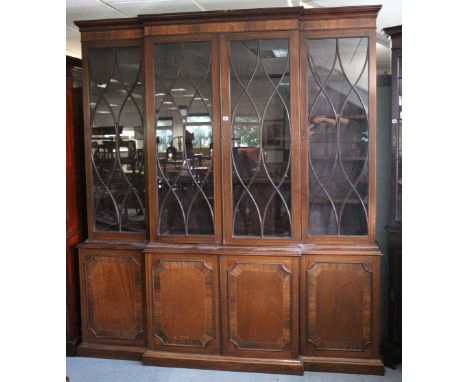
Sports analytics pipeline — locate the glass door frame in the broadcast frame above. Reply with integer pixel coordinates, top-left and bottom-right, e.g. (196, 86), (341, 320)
(300, 29), (377, 244)
(220, 30), (301, 245)
(145, 33), (222, 243)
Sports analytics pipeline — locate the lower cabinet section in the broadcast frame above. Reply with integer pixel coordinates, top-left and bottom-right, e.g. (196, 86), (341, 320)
(145, 253), (220, 354)
(76, 244), (383, 375)
(220, 256), (299, 359)
(77, 247), (146, 358)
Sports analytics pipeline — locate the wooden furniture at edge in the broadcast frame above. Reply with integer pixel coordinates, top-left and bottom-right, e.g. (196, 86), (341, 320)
(66, 56), (87, 355)
(382, 25), (402, 368)
(74, 6), (384, 375)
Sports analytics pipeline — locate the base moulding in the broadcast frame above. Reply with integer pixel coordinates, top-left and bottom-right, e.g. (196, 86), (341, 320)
(75, 346), (385, 376)
(76, 343), (145, 361)
(142, 350), (304, 375)
(302, 356), (385, 375)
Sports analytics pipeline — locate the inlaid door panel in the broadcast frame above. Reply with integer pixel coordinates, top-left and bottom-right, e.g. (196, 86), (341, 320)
(79, 249), (145, 347)
(147, 253), (220, 354)
(301, 255), (379, 358)
(221, 256), (299, 359)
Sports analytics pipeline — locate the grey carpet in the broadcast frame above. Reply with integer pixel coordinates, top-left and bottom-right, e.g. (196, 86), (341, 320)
(66, 357), (401, 382)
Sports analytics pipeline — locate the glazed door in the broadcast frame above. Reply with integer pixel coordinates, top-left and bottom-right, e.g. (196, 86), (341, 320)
(146, 253), (220, 354)
(220, 31), (301, 245)
(301, 31), (376, 242)
(83, 41), (146, 240)
(220, 255), (299, 359)
(147, 34), (222, 243)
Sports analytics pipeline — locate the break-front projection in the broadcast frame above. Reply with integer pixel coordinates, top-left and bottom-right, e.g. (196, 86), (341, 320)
(76, 6), (384, 376)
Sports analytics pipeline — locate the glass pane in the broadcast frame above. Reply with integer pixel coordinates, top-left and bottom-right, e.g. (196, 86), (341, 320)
(229, 39), (292, 237)
(307, 37), (369, 236)
(154, 41), (214, 235)
(396, 54), (402, 221)
(88, 46), (145, 232)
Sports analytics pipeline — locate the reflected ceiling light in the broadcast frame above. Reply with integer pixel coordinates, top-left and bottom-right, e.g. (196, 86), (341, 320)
(279, 82), (290, 86)
(96, 110), (111, 114)
(155, 92), (166, 96)
(171, 88), (187, 92)
(163, 101), (173, 104)
(97, 83), (107, 88)
(183, 94), (195, 97)
(272, 49), (288, 58)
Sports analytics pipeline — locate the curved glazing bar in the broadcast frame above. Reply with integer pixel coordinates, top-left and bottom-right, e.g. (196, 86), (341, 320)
(229, 39), (292, 237)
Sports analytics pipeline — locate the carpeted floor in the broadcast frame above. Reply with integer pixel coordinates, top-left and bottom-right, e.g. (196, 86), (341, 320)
(66, 357), (402, 382)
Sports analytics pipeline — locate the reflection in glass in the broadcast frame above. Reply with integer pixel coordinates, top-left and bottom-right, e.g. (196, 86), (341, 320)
(307, 38), (369, 235)
(396, 55), (402, 221)
(229, 39), (291, 237)
(88, 46), (145, 232)
(154, 42), (214, 235)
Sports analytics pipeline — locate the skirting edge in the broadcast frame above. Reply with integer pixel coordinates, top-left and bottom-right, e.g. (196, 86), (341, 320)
(76, 343), (145, 361)
(142, 350), (304, 375)
(302, 356), (385, 375)
(66, 337), (81, 357)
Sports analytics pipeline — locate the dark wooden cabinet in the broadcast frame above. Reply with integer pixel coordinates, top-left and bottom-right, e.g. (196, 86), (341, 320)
(75, 5), (384, 375)
(66, 56), (86, 356)
(382, 25), (402, 368)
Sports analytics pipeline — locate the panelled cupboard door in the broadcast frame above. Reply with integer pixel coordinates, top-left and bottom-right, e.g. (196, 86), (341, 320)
(79, 249), (145, 347)
(146, 253), (220, 354)
(301, 255), (380, 358)
(220, 256), (299, 359)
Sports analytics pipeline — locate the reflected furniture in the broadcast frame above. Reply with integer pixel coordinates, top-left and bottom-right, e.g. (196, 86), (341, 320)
(66, 56), (87, 355)
(382, 25), (402, 368)
(75, 6), (384, 375)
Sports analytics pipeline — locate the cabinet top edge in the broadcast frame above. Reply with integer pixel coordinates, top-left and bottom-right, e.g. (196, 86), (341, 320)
(74, 5), (382, 31)
(382, 25), (402, 36)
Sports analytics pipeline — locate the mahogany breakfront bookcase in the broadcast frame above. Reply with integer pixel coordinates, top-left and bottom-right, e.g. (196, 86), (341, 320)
(75, 5), (384, 375)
